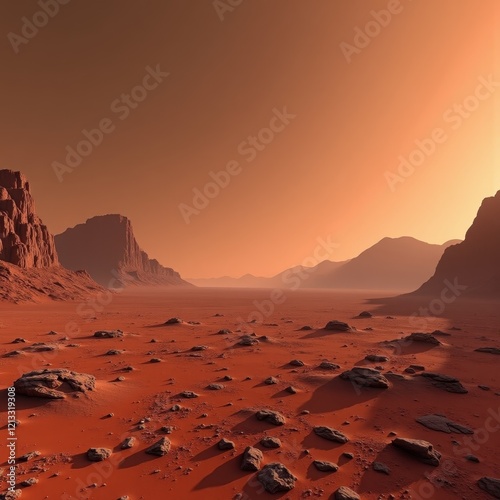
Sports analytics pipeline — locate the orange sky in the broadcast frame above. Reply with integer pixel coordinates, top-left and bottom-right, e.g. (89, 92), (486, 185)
(1, 0), (499, 278)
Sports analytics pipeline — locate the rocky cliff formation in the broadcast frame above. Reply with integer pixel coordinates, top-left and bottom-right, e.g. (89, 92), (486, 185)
(415, 191), (500, 296)
(0, 170), (58, 268)
(55, 215), (191, 287)
(0, 169), (103, 302)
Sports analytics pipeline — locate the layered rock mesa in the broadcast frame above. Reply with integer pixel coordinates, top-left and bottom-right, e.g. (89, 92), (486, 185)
(0, 169), (103, 302)
(0, 170), (57, 268)
(55, 214), (191, 287)
(415, 190), (500, 296)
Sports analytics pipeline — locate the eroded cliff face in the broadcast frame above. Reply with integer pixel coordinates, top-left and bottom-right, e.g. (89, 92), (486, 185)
(0, 170), (58, 268)
(416, 191), (500, 296)
(55, 214), (191, 287)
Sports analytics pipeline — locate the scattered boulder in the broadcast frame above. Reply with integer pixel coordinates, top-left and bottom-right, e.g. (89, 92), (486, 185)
(264, 376), (278, 385)
(420, 372), (467, 394)
(373, 461), (390, 474)
(241, 446), (263, 471)
(340, 367), (389, 389)
(405, 332), (441, 344)
(392, 437), (441, 466)
(165, 317), (182, 324)
(313, 426), (349, 443)
(191, 345), (207, 351)
(207, 383), (224, 390)
(217, 438), (235, 450)
(289, 359), (304, 367)
(93, 330), (123, 338)
(14, 369), (95, 399)
(146, 437), (171, 456)
(416, 414), (473, 434)
(181, 391), (199, 398)
(285, 385), (297, 394)
(334, 486), (360, 500)
(257, 463), (297, 493)
(475, 347), (500, 355)
(299, 325), (313, 330)
(260, 436), (281, 449)
(121, 437), (136, 449)
(106, 349), (123, 356)
(318, 361), (340, 370)
(365, 354), (388, 362)
(313, 460), (338, 472)
(256, 409), (286, 426)
(237, 335), (259, 346)
(217, 329), (232, 334)
(87, 448), (112, 462)
(357, 311), (372, 318)
(324, 321), (353, 332)
(478, 477), (500, 498)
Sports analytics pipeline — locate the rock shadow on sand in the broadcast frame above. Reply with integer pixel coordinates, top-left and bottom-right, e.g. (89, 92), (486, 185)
(298, 375), (382, 414)
(193, 455), (248, 490)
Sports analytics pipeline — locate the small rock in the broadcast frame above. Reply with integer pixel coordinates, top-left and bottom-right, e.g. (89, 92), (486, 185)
(241, 446), (263, 471)
(146, 437), (171, 456)
(121, 437), (136, 449)
(257, 462), (296, 493)
(478, 477), (500, 498)
(256, 409), (286, 426)
(218, 438), (235, 450)
(313, 426), (348, 443)
(373, 461), (391, 474)
(260, 436), (281, 448)
(392, 437), (441, 466)
(324, 321), (353, 332)
(93, 330), (123, 338)
(313, 460), (338, 472)
(334, 486), (360, 500)
(264, 376), (278, 385)
(87, 448), (112, 462)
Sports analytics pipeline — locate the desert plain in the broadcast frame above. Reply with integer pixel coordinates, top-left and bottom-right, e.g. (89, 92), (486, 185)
(1, 287), (499, 500)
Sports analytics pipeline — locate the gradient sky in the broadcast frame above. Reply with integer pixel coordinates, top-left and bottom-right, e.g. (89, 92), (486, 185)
(1, 0), (499, 278)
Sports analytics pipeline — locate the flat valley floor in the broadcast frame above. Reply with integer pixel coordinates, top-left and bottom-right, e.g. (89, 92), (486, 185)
(0, 288), (499, 499)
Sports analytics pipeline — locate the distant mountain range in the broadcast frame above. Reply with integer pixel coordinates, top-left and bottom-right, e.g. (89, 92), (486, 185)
(188, 237), (460, 291)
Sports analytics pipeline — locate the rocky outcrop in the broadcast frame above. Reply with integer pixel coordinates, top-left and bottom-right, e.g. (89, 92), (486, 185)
(55, 214), (191, 287)
(257, 463), (297, 493)
(340, 367), (390, 389)
(0, 170), (105, 302)
(415, 191), (500, 296)
(392, 437), (441, 466)
(0, 170), (57, 268)
(14, 369), (95, 399)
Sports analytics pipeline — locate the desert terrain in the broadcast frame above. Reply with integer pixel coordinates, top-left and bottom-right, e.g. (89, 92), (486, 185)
(1, 287), (499, 500)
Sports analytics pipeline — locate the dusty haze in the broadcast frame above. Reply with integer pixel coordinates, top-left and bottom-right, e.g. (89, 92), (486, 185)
(1, 0), (499, 278)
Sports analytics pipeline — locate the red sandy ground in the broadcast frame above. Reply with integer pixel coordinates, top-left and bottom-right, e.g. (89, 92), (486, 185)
(0, 288), (499, 499)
